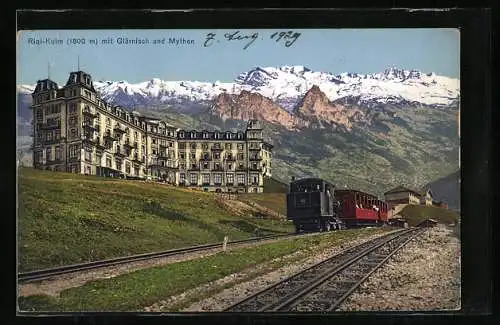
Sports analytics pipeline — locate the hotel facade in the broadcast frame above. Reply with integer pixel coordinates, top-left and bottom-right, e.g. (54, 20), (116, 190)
(30, 70), (273, 193)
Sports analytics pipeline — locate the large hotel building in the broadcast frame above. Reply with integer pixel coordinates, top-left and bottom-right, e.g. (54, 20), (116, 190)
(30, 70), (273, 193)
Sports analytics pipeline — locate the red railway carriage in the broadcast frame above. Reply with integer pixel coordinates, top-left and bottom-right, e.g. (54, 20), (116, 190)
(334, 189), (388, 226)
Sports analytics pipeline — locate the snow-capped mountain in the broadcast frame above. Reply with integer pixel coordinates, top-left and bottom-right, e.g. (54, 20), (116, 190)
(89, 66), (459, 111)
(17, 65), (459, 120)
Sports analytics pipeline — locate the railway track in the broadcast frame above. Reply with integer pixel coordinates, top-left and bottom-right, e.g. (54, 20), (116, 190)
(224, 228), (424, 312)
(18, 233), (297, 283)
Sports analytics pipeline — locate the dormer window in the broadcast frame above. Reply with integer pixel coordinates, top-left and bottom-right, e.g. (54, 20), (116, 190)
(180, 132), (185, 138)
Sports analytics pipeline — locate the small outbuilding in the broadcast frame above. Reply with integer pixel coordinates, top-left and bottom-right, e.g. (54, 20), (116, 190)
(417, 218), (438, 227)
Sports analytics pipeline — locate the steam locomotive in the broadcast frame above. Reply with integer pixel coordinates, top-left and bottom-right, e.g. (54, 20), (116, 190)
(286, 178), (388, 233)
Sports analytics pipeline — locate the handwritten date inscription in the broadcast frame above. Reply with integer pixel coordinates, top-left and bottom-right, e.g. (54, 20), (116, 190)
(204, 31), (301, 50)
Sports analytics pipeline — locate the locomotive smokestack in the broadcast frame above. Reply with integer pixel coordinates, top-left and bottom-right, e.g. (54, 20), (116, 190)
(291, 176), (296, 182)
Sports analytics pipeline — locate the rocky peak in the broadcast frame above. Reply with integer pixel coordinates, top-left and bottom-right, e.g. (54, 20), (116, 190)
(211, 91), (307, 130)
(295, 85), (365, 130)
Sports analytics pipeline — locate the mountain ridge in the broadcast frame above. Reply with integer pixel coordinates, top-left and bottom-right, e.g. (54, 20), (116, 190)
(17, 65), (459, 114)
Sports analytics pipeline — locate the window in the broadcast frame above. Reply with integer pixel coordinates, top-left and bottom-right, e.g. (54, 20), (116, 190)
(152, 139), (157, 144)
(238, 153), (244, 160)
(225, 143), (232, 150)
(69, 103), (77, 113)
(125, 162), (131, 173)
(190, 173), (198, 184)
(36, 109), (43, 121)
(180, 163), (185, 170)
(214, 173), (222, 184)
(252, 175), (259, 184)
(35, 151), (43, 163)
(69, 117), (77, 126)
(85, 148), (92, 162)
(96, 151), (102, 165)
(46, 148), (52, 161)
(237, 174), (245, 185)
(152, 149), (157, 155)
(180, 173), (186, 183)
(202, 174), (210, 184)
(239, 163), (244, 169)
(180, 152), (185, 159)
(179, 143), (186, 149)
(237, 143), (244, 150)
(226, 174), (234, 184)
(228, 163), (233, 170)
(70, 128), (78, 138)
(213, 152), (220, 159)
(106, 118), (111, 126)
(106, 157), (112, 167)
(191, 153), (196, 159)
(46, 132), (53, 142)
(202, 143), (208, 150)
(203, 162), (209, 170)
(55, 147), (61, 161)
(69, 144), (79, 158)
(190, 143), (196, 149)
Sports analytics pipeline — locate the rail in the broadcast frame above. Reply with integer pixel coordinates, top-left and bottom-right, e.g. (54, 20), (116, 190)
(18, 233), (296, 283)
(224, 228), (423, 312)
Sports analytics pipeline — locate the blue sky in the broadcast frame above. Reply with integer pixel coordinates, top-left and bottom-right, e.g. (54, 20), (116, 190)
(17, 29), (459, 85)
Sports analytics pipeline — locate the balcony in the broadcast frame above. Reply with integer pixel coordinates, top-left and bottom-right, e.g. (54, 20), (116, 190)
(248, 166), (262, 172)
(158, 152), (169, 159)
(188, 166), (200, 171)
(211, 145), (223, 151)
(39, 121), (61, 130)
(214, 182), (222, 186)
(83, 109), (98, 118)
(82, 121), (97, 131)
(41, 138), (61, 145)
(226, 182), (234, 186)
(212, 167), (224, 172)
(202, 182), (210, 186)
(236, 166), (247, 171)
(225, 156), (236, 161)
(200, 156), (212, 161)
(249, 156), (263, 161)
(132, 156), (145, 164)
(113, 126), (126, 134)
(248, 147), (261, 151)
(123, 140), (135, 149)
(115, 150), (127, 158)
(103, 132), (117, 141)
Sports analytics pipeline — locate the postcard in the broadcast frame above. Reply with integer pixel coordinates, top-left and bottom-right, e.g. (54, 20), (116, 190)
(17, 23), (461, 314)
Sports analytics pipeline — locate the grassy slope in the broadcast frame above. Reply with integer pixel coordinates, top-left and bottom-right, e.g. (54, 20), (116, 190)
(18, 167), (293, 272)
(236, 177), (288, 217)
(263, 177), (289, 193)
(18, 227), (393, 312)
(239, 193), (287, 216)
(399, 204), (460, 226)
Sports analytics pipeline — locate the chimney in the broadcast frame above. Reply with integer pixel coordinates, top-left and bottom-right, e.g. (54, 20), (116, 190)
(291, 176), (296, 182)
